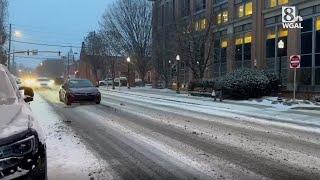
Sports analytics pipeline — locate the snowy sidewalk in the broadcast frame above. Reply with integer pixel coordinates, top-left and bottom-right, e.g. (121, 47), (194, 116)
(100, 87), (320, 129)
(30, 94), (114, 180)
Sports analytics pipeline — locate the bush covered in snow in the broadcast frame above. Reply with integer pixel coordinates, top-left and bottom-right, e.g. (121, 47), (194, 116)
(188, 80), (215, 92)
(215, 68), (278, 99)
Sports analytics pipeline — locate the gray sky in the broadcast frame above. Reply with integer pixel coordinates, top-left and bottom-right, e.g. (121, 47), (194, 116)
(9, 0), (114, 68)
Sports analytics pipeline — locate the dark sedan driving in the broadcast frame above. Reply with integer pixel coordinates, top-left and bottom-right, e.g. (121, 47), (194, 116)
(59, 79), (101, 106)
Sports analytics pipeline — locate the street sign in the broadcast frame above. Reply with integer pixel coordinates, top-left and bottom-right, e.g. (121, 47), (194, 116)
(290, 55), (301, 69)
(289, 55), (301, 102)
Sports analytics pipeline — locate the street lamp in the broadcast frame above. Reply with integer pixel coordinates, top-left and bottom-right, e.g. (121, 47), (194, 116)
(127, 57), (131, 89)
(176, 55), (180, 94)
(277, 39), (285, 101)
(14, 30), (22, 38)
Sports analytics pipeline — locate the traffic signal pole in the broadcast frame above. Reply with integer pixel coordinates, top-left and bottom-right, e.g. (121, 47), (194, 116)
(7, 24), (12, 70)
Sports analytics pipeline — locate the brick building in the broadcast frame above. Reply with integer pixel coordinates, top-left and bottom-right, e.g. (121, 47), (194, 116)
(152, 0), (320, 92)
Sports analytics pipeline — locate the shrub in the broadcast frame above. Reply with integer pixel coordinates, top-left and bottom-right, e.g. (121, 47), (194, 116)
(217, 68), (273, 99)
(263, 71), (279, 94)
(188, 80), (215, 92)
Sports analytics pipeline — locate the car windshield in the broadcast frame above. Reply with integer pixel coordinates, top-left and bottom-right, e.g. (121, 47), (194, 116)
(69, 80), (93, 88)
(0, 70), (16, 105)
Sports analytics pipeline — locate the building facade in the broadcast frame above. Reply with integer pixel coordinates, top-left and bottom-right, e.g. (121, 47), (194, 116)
(152, 0), (320, 92)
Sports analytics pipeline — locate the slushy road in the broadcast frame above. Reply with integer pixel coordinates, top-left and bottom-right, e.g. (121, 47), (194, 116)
(36, 87), (320, 180)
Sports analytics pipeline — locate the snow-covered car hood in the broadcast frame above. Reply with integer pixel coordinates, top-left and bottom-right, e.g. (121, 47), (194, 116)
(0, 103), (45, 143)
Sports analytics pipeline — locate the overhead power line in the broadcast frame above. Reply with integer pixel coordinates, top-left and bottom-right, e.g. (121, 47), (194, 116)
(11, 40), (82, 48)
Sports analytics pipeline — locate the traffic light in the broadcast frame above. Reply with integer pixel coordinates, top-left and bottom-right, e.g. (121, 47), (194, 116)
(58, 51), (61, 56)
(27, 50), (30, 55)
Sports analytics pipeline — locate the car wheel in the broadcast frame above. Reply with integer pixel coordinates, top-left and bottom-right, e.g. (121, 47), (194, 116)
(26, 154), (47, 180)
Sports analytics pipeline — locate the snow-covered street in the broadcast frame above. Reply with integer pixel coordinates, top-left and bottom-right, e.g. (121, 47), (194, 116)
(32, 87), (320, 180)
(30, 94), (114, 180)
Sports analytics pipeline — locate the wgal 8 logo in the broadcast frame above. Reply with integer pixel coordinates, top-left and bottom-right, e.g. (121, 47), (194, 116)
(282, 6), (303, 29)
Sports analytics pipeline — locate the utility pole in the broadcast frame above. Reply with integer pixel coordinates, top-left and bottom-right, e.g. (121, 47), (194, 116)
(67, 50), (70, 78)
(7, 24), (11, 70)
(12, 49), (15, 75)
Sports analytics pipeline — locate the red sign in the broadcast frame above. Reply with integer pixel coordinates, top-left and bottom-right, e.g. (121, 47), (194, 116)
(290, 55), (301, 69)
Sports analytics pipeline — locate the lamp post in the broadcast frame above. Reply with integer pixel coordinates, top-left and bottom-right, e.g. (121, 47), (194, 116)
(277, 40), (285, 101)
(176, 55), (180, 94)
(127, 57), (131, 89)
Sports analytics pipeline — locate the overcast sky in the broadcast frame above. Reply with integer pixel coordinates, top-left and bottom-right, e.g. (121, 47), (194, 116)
(8, 0), (114, 68)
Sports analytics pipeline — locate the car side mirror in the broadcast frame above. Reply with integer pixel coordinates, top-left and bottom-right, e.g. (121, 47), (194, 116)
(19, 86), (34, 103)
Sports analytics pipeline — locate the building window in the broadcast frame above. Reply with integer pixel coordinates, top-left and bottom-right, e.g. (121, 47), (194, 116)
(265, 26), (288, 83)
(299, 18), (313, 85)
(216, 10), (228, 25)
(195, 0), (206, 12)
(265, 0), (288, 8)
(213, 33), (228, 77)
(234, 32), (252, 68)
(245, 2), (252, 16)
(236, 1), (252, 18)
(195, 18), (208, 31)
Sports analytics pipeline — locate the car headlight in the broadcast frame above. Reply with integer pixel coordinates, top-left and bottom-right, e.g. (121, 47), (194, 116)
(0, 136), (36, 159)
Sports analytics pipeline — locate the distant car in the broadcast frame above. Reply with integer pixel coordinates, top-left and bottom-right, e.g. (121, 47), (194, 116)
(59, 79), (101, 105)
(35, 77), (54, 88)
(99, 78), (113, 86)
(0, 65), (47, 179)
(114, 77), (127, 86)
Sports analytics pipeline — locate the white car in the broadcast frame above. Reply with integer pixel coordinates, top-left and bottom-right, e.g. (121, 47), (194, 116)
(35, 77), (55, 88)
(99, 78), (113, 86)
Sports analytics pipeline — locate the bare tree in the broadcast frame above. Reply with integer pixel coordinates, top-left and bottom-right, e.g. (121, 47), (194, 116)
(100, 0), (152, 85)
(83, 31), (106, 82)
(175, 18), (215, 81)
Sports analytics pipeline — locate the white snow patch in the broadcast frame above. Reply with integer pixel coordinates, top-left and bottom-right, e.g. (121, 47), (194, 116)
(30, 94), (115, 180)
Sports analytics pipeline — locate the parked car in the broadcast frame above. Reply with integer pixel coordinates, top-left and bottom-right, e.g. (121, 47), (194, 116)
(35, 77), (54, 88)
(0, 64), (47, 179)
(114, 77), (127, 86)
(59, 79), (101, 105)
(99, 78), (113, 86)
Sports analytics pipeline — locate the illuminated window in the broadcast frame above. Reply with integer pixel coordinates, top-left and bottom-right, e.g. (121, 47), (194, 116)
(221, 40), (228, 48)
(316, 17), (320, 31)
(235, 37), (243, 45)
(244, 33), (252, 43)
(237, 1), (252, 18)
(278, 0), (288, 5)
(245, 2), (252, 16)
(267, 29), (276, 39)
(217, 13), (222, 24)
(270, 0), (277, 8)
(278, 28), (288, 37)
(267, 0), (288, 8)
(222, 11), (228, 23)
(195, 19), (207, 31)
(238, 5), (244, 18)
(200, 19), (207, 30)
